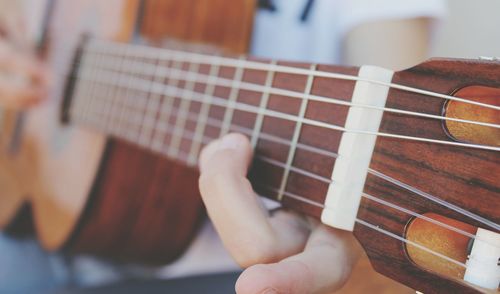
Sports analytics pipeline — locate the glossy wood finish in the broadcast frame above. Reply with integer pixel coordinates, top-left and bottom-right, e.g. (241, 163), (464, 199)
(67, 41), (498, 290)
(0, 0), (138, 249)
(356, 59), (499, 293)
(406, 213), (476, 280)
(66, 0), (257, 264)
(140, 0), (255, 54)
(1, 1), (497, 291)
(445, 85), (500, 146)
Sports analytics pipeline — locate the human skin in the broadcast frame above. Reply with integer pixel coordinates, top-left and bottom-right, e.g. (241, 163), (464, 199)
(198, 18), (432, 294)
(0, 2), (48, 110)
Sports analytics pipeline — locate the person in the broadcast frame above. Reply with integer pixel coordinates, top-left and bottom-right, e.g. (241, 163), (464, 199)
(0, 0), (445, 293)
(0, 12), (48, 109)
(0, 2), (57, 294)
(196, 0), (446, 293)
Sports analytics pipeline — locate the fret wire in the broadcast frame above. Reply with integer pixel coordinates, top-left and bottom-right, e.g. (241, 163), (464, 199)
(128, 57), (145, 143)
(94, 48), (116, 130)
(251, 61), (277, 148)
(129, 57), (148, 142)
(103, 46), (126, 133)
(111, 55), (129, 138)
(219, 56), (245, 137)
(106, 45), (127, 136)
(150, 58), (179, 153)
(277, 64), (317, 201)
(138, 56), (162, 146)
(82, 51), (102, 124)
(86, 91), (492, 253)
(84, 44), (500, 132)
(188, 60), (221, 164)
(81, 85), (500, 236)
(89, 56), (355, 122)
(75, 63), (500, 233)
(71, 63), (500, 237)
(78, 67), (346, 134)
(168, 61), (200, 158)
(86, 38), (499, 111)
(121, 55), (142, 140)
(150, 60), (173, 152)
(84, 64), (500, 152)
(126, 56), (146, 139)
(77, 87), (500, 242)
(77, 51), (94, 122)
(139, 58), (163, 148)
(99, 57), (116, 131)
(135, 57), (158, 147)
(110, 48), (131, 138)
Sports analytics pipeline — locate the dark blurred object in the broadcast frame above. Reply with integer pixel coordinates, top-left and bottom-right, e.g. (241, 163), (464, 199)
(258, 0), (276, 12)
(300, 0), (315, 22)
(53, 272), (241, 294)
(257, 0), (316, 22)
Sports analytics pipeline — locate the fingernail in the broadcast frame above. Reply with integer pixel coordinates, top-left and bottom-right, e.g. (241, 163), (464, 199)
(261, 288), (278, 294)
(217, 134), (245, 150)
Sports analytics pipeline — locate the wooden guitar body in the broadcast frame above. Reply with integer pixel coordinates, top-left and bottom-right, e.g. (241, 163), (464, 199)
(0, 0), (130, 247)
(0, 1), (497, 292)
(0, 0), (254, 264)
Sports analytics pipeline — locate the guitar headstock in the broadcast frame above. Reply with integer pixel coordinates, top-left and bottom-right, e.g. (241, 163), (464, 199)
(354, 58), (499, 293)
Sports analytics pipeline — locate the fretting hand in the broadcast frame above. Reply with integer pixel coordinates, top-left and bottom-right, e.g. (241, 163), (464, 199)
(0, 13), (49, 109)
(199, 133), (362, 294)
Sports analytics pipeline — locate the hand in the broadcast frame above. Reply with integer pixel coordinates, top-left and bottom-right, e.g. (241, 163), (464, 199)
(199, 133), (362, 294)
(0, 13), (49, 110)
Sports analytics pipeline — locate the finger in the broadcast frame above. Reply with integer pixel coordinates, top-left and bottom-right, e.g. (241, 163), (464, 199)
(0, 40), (48, 84)
(0, 80), (47, 109)
(1, 54), (49, 87)
(199, 133), (309, 266)
(236, 224), (362, 294)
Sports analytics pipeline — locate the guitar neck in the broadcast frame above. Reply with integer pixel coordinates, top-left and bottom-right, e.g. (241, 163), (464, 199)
(65, 38), (360, 217)
(62, 38), (500, 293)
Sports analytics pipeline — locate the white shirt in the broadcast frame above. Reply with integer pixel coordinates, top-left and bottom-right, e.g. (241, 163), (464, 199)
(252, 0), (446, 64)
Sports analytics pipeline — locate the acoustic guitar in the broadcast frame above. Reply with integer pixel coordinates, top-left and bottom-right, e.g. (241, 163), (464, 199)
(0, 0), (498, 293)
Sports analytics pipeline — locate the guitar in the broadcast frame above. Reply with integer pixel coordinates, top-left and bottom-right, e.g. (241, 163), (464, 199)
(0, 0), (498, 293)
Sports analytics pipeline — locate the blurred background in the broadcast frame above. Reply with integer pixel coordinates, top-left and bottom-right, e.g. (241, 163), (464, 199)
(0, 0), (498, 293)
(432, 0), (500, 59)
(11, 0), (500, 62)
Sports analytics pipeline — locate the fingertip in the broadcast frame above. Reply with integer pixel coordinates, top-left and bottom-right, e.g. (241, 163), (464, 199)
(236, 264), (277, 294)
(220, 132), (251, 149)
(236, 261), (312, 294)
(199, 133), (252, 173)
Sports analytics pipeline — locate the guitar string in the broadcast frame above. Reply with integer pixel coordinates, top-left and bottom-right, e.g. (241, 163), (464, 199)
(73, 67), (500, 230)
(51, 40), (500, 133)
(45, 38), (497, 278)
(61, 47), (500, 132)
(74, 108), (476, 268)
(73, 63), (500, 153)
(48, 42), (498, 230)
(85, 38), (500, 112)
(73, 93), (499, 248)
(258, 185), (469, 269)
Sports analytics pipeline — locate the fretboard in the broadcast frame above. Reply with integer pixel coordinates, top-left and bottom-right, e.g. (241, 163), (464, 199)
(65, 38), (359, 216)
